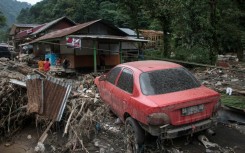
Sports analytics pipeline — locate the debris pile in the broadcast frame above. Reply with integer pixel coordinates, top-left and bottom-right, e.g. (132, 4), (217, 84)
(216, 54), (239, 68)
(193, 63), (245, 96)
(0, 58), (114, 152)
(57, 73), (112, 152)
(0, 58), (31, 138)
(1, 56), (244, 152)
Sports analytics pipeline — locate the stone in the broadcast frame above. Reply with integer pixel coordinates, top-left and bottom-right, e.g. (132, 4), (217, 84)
(215, 81), (222, 86)
(27, 135), (32, 139)
(231, 79), (239, 82)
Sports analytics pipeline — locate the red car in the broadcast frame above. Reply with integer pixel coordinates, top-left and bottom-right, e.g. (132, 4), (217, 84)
(95, 60), (220, 151)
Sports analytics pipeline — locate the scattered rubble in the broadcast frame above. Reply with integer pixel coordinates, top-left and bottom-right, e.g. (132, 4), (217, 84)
(0, 57), (115, 152)
(0, 58), (31, 138)
(0, 57), (244, 153)
(193, 63), (245, 96)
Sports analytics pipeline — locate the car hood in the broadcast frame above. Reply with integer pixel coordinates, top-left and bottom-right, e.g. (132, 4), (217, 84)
(146, 86), (220, 108)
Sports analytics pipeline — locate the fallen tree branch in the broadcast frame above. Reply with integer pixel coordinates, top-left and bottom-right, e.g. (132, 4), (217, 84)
(70, 126), (89, 153)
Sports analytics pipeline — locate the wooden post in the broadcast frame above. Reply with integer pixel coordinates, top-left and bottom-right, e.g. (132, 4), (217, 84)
(119, 42), (122, 63)
(93, 40), (97, 73)
(38, 121), (54, 143)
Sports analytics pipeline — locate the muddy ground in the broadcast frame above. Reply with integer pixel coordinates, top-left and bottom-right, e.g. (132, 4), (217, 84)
(0, 106), (245, 153)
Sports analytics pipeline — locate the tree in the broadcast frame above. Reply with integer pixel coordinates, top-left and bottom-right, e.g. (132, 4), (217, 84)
(234, 0), (245, 61)
(0, 11), (6, 28)
(99, 1), (128, 27)
(209, 0), (218, 64)
(173, 0), (243, 64)
(119, 0), (149, 38)
(144, 0), (181, 57)
(169, 0), (212, 64)
(0, 11), (7, 42)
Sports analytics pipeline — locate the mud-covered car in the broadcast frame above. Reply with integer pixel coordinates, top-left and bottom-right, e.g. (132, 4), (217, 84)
(95, 60), (220, 151)
(0, 45), (11, 59)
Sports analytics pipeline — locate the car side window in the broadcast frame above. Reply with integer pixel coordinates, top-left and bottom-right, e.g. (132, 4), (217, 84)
(107, 67), (122, 85)
(117, 68), (133, 93)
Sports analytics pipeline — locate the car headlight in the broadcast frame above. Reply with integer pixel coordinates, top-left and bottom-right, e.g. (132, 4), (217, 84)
(147, 113), (170, 126)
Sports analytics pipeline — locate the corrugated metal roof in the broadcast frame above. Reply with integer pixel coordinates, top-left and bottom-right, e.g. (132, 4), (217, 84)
(26, 75), (72, 121)
(139, 29), (163, 35)
(30, 19), (102, 43)
(68, 34), (148, 42)
(14, 24), (40, 28)
(31, 16), (76, 35)
(10, 24), (41, 35)
(119, 28), (137, 36)
(15, 24), (46, 39)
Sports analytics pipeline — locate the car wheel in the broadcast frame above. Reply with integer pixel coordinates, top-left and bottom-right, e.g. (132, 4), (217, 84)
(125, 117), (145, 153)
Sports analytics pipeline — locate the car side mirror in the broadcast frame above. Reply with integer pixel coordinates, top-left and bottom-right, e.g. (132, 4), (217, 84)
(99, 75), (106, 81)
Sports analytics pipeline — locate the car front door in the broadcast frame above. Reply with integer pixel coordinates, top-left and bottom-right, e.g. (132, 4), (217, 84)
(111, 68), (134, 118)
(100, 67), (122, 107)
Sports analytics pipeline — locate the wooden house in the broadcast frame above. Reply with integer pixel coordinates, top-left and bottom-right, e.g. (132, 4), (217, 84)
(139, 29), (163, 49)
(11, 17), (76, 52)
(30, 19), (147, 72)
(9, 24), (40, 50)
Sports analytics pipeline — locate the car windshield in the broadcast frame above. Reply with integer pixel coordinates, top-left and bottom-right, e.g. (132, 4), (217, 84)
(140, 68), (201, 95)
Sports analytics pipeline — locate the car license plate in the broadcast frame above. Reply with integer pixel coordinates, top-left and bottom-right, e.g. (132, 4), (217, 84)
(182, 104), (204, 116)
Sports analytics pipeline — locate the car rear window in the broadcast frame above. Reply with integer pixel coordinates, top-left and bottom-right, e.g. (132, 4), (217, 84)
(140, 68), (201, 95)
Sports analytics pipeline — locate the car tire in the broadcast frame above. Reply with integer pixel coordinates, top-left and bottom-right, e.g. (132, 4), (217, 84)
(125, 117), (145, 153)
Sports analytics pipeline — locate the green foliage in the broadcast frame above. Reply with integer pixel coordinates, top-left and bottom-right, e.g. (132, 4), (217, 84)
(0, 11), (7, 42)
(173, 0), (211, 48)
(0, 0), (30, 42)
(98, 1), (128, 27)
(0, 29), (9, 42)
(174, 45), (211, 64)
(144, 50), (162, 60)
(217, 0), (243, 53)
(12, 0), (245, 63)
(118, 0), (150, 37)
(17, 0), (106, 24)
(143, 0), (181, 57)
(0, 11), (6, 28)
(0, 0), (30, 26)
(221, 94), (245, 110)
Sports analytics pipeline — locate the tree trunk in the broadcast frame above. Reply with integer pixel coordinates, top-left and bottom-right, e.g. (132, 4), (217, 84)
(237, 49), (244, 62)
(161, 17), (170, 58)
(209, 0), (218, 65)
(237, 32), (245, 62)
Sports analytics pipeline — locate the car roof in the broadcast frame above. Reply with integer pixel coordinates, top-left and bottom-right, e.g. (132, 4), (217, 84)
(121, 60), (182, 72)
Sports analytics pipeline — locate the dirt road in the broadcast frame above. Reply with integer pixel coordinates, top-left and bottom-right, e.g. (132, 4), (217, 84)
(1, 107), (244, 153)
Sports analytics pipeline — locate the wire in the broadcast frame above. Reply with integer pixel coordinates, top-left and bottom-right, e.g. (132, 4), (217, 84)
(36, 40), (244, 73)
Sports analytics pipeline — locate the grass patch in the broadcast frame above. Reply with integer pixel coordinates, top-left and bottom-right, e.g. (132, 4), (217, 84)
(221, 94), (245, 110)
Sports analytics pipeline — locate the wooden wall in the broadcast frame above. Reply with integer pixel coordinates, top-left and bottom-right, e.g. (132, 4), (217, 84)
(75, 54), (120, 68)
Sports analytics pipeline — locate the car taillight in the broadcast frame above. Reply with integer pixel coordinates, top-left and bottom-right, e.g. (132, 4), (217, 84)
(147, 113), (170, 126)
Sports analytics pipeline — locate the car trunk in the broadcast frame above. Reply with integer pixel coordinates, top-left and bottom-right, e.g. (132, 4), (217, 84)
(147, 86), (220, 126)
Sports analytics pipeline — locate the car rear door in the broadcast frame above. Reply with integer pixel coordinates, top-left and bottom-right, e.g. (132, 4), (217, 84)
(111, 68), (134, 118)
(100, 67), (122, 106)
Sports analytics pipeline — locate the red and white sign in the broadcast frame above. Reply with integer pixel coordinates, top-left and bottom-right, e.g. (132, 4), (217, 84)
(66, 37), (81, 48)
